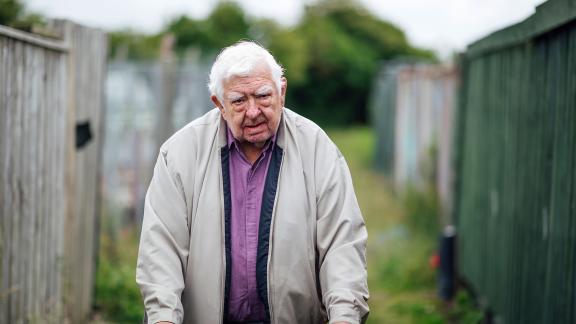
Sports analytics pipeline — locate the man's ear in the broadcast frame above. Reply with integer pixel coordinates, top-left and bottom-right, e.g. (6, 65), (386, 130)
(280, 77), (287, 107)
(211, 95), (225, 115)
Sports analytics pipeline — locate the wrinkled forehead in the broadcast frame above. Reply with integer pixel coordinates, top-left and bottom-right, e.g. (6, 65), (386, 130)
(225, 84), (275, 100)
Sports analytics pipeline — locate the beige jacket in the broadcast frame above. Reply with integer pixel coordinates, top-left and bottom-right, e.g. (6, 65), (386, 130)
(136, 108), (369, 324)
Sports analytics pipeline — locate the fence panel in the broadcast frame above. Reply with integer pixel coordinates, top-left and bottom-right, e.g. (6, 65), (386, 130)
(0, 25), (68, 322)
(455, 0), (576, 322)
(49, 20), (108, 323)
(103, 60), (212, 226)
(0, 20), (106, 323)
(370, 62), (458, 223)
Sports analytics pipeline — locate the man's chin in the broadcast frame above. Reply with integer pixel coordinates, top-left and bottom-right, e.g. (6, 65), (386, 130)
(245, 134), (271, 147)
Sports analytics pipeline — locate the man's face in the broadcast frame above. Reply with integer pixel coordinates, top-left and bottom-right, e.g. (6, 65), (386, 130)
(212, 64), (287, 149)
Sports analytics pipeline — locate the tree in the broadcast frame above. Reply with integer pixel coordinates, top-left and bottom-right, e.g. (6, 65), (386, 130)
(0, 0), (44, 29)
(0, 0), (24, 26)
(287, 0), (435, 124)
(251, 19), (310, 87)
(108, 30), (162, 61)
(166, 1), (250, 58)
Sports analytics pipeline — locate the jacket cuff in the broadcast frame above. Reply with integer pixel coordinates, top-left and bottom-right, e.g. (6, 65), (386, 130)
(146, 309), (182, 324)
(329, 305), (360, 324)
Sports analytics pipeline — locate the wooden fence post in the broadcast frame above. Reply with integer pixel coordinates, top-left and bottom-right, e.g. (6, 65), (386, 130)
(156, 33), (177, 149)
(49, 20), (108, 323)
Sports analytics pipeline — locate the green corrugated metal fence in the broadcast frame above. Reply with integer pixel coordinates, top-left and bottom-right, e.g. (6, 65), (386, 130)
(455, 0), (576, 322)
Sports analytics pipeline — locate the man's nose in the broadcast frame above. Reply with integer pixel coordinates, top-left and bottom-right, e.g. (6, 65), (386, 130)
(245, 98), (260, 119)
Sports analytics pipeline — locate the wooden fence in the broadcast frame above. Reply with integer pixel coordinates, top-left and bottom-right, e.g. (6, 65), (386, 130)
(454, 0), (576, 322)
(370, 62), (458, 225)
(0, 20), (107, 323)
(104, 59), (212, 227)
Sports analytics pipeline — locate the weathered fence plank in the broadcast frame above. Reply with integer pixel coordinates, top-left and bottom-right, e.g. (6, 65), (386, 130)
(52, 20), (108, 323)
(0, 20), (106, 323)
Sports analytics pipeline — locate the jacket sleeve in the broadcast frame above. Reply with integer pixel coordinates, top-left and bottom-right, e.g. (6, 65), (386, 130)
(136, 148), (190, 324)
(315, 139), (369, 324)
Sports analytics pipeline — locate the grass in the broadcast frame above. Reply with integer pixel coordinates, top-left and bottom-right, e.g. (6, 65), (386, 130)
(327, 127), (481, 324)
(93, 126), (481, 323)
(93, 217), (144, 323)
(328, 127), (442, 323)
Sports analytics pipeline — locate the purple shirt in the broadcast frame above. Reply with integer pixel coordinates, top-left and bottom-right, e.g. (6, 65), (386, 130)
(226, 128), (274, 321)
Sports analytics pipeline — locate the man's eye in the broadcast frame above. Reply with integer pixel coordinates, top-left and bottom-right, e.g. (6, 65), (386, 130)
(257, 93), (271, 99)
(232, 98), (244, 104)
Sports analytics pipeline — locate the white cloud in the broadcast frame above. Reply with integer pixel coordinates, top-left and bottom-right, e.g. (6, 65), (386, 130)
(361, 0), (545, 56)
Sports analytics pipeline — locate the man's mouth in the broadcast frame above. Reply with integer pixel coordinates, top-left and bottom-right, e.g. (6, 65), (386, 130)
(245, 122), (263, 128)
(244, 122), (266, 133)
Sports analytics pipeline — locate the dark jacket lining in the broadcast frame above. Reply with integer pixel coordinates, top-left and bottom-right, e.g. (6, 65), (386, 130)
(222, 144), (283, 324)
(221, 147), (232, 322)
(256, 145), (282, 322)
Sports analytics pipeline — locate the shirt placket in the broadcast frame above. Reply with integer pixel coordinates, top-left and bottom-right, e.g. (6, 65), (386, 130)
(245, 152), (266, 312)
(238, 161), (250, 315)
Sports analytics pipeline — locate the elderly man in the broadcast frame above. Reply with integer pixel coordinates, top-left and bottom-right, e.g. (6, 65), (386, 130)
(136, 41), (369, 324)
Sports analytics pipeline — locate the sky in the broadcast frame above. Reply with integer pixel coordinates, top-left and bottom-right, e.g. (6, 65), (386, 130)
(25, 0), (546, 58)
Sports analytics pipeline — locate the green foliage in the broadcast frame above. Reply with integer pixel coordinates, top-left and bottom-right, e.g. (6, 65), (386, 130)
(165, 15), (206, 54)
(108, 30), (162, 61)
(389, 301), (446, 324)
(0, 0), (24, 26)
(403, 186), (441, 239)
(252, 19), (310, 86)
(375, 237), (437, 293)
(205, 1), (250, 50)
(166, 1), (250, 57)
(287, 0), (422, 125)
(0, 0), (45, 30)
(452, 290), (485, 323)
(94, 226), (144, 323)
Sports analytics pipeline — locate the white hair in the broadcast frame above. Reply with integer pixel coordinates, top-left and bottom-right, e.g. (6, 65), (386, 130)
(208, 41), (284, 101)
